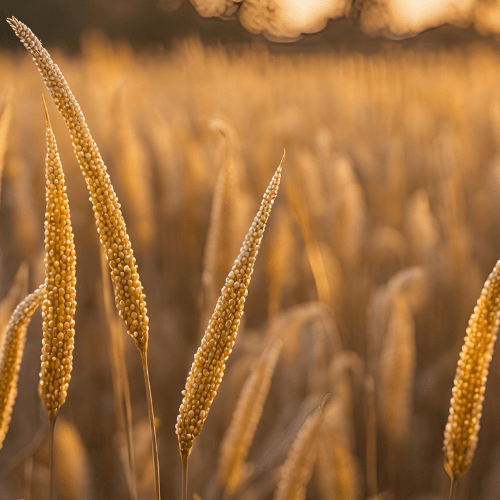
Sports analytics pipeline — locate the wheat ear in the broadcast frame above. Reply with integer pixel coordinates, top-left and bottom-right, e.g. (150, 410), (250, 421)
(8, 19), (160, 497)
(39, 95), (77, 418)
(218, 339), (282, 495)
(0, 262), (29, 367)
(378, 291), (416, 446)
(7, 18), (149, 352)
(176, 153), (284, 499)
(39, 96), (77, 500)
(0, 285), (45, 449)
(443, 259), (500, 487)
(274, 395), (328, 500)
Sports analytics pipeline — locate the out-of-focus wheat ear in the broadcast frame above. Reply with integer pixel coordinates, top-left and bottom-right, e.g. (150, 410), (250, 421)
(367, 266), (423, 375)
(316, 400), (360, 500)
(201, 119), (240, 323)
(443, 260), (500, 489)
(0, 87), (12, 206)
(217, 340), (282, 496)
(113, 86), (154, 247)
(7, 18), (149, 353)
(0, 285), (45, 449)
(378, 291), (416, 446)
(328, 156), (366, 269)
(274, 395), (328, 500)
(100, 251), (137, 500)
(266, 208), (295, 320)
(176, 152), (284, 499)
(52, 417), (91, 500)
(405, 189), (440, 264)
(0, 262), (29, 366)
(286, 183), (330, 304)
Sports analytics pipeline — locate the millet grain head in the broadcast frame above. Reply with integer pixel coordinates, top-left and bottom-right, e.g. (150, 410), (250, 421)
(0, 285), (45, 449)
(7, 17), (149, 352)
(39, 96), (77, 417)
(443, 259), (500, 477)
(176, 153), (284, 460)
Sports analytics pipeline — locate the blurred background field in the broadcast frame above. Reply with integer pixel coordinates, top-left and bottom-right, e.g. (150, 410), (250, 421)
(2, 5), (500, 500)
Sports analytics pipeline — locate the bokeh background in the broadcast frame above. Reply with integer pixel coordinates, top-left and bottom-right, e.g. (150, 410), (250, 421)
(2, 1), (500, 500)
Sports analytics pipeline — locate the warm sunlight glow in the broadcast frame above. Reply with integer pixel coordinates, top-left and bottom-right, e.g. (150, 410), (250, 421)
(391, 0), (475, 32)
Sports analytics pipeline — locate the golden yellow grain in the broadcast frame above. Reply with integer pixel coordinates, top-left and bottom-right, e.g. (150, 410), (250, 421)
(218, 340), (282, 495)
(38, 96), (77, 417)
(0, 285), (45, 449)
(176, 153), (284, 460)
(7, 17), (149, 352)
(443, 259), (500, 478)
(274, 395), (328, 500)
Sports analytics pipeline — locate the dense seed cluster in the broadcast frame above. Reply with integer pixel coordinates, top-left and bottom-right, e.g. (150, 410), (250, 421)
(443, 260), (500, 477)
(7, 18), (149, 351)
(176, 158), (283, 458)
(39, 101), (77, 417)
(0, 285), (45, 449)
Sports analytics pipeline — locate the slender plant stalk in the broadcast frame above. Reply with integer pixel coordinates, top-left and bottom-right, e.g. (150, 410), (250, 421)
(181, 453), (189, 500)
(48, 413), (57, 500)
(448, 475), (458, 500)
(141, 350), (160, 500)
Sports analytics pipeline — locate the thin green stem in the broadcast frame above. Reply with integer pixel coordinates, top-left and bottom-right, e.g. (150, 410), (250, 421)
(48, 412), (57, 500)
(181, 452), (189, 500)
(448, 475), (459, 500)
(141, 349), (161, 500)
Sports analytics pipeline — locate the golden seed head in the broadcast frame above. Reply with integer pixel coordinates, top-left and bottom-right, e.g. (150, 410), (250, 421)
(39, 98), (77, 417)
(7, 17), (149, 351)
(0, 285), (45, 449)
(176, 156), (283, 458)
(443, 259), (500, 477)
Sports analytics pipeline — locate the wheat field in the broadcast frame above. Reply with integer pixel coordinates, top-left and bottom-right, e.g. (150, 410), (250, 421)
(1, 27), (500, 500)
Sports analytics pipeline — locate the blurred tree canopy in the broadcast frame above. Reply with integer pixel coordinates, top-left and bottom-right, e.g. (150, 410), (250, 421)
(0, 0), (497, 52)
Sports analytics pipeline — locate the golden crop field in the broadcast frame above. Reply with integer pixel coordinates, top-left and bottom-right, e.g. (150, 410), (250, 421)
(1, 20), (500, 500)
